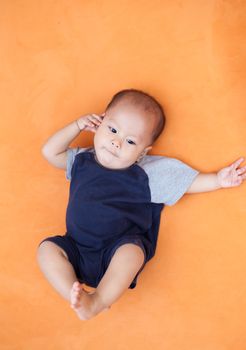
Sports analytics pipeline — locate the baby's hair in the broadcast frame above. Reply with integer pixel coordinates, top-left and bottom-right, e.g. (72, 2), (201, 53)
(105, 88), (166, 144)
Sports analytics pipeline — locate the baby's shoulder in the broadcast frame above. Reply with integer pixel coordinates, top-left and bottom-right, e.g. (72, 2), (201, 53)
(67, 145), (94, 157)
(136, 153), (200, 205)
(136, 153), (199, 180)
(66, 146), (94, 180)
(137, 153), (177, 170)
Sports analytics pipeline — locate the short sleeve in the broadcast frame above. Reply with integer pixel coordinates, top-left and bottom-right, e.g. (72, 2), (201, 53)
(66, 147), (90, 180)
(138, 155), (200, 205)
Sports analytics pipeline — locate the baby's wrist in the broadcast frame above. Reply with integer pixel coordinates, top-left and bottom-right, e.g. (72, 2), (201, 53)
(216, 172), (223, 189)
(75, 119), (84, 131)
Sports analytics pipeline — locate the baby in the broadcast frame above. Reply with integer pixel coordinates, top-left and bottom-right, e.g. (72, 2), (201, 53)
(37, 88), (246, 321)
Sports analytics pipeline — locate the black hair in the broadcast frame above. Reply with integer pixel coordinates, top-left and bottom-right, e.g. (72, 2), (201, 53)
(105, 88), (166, 144)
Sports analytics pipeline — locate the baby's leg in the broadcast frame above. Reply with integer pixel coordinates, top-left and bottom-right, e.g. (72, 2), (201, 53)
(73, 243), (145, 319)
(37, 241), (78, 301)
(37, 240), (102, 320)
(37, 241), (145, 320)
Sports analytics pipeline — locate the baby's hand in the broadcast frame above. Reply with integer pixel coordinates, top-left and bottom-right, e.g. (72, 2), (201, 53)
(76, 113), (106, 133)
(217, 157), (246, 188)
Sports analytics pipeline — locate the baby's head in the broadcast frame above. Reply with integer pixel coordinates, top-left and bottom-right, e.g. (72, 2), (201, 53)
(93, 88), (166, 170)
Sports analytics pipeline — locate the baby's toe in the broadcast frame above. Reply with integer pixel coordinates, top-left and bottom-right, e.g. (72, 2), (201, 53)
(70, 288), (80, 303)
(71, 296), (80, 307)
(72, 281), (80, 290)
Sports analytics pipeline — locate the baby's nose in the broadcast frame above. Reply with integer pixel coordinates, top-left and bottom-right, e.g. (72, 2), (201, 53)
(111, 139), (121, 148)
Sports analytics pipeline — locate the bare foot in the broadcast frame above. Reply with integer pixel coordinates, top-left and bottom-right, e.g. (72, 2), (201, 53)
(70, 281), (110, 320)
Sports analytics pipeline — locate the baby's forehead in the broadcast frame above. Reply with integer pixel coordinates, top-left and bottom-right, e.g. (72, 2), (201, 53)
(108, 110), (150, 128)
(107, 100), (157, 131)
(110, 103), (150, 121)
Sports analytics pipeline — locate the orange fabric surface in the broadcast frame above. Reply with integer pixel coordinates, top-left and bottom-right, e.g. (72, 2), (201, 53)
(1, 1), (246, 349)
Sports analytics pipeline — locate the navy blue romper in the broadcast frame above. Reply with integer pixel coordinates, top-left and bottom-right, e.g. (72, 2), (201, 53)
(39, 147), (199, 289)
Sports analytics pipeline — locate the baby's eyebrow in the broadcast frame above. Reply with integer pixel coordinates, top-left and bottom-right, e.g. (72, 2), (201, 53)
(108, 118), (142, 141)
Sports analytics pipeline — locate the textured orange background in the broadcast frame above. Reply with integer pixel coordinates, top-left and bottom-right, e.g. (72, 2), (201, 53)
(1, 1), (246, 349)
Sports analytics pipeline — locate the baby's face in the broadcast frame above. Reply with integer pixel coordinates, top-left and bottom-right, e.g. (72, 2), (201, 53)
(93, 102), (155, 170)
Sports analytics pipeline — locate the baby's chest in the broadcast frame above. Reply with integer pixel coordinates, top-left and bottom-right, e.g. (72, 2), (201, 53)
(69, 172), (150, 203)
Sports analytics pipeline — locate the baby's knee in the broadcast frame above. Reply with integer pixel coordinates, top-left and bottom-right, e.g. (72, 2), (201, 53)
(115, 243), (145, 266)
(37, 240), (68, 262)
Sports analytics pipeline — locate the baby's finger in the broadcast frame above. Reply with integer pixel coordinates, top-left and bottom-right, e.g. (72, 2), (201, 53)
(237, 166), (246, 175)
(89, 114), (102, 125)
(84, 118), (97, 127)
(92, 113), (104, 122)
(85, 119), (95, 127)
(231, 157), (245, 170)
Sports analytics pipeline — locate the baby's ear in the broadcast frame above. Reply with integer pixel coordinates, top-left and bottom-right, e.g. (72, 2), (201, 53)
(143, 146), (152, 154)
(137, 146), (152, 162)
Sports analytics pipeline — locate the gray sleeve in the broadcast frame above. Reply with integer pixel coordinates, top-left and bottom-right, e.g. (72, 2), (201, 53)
(138, 155), (200, 205)
(66, 147), (90, 180)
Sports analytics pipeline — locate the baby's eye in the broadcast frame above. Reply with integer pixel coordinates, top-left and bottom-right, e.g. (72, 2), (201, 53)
(108, 126), (136, 145)
(108, 126), (117, 133)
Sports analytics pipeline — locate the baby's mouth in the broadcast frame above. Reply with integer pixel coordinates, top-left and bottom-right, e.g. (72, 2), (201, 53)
(105, 148), (118, 157)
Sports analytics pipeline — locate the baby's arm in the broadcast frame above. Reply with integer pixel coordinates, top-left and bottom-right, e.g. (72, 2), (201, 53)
(186, 157), (246, 193)
(41, 119), (81, 169)
(41, 113), (104, 169)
